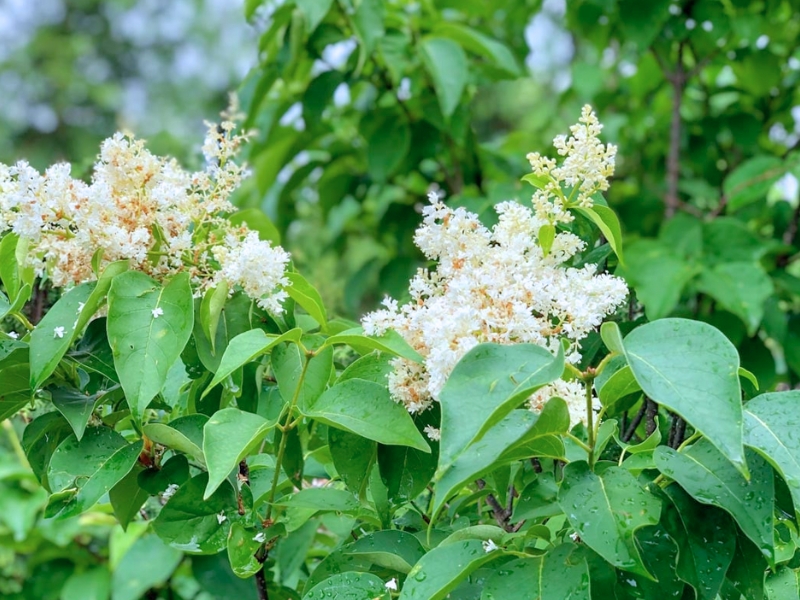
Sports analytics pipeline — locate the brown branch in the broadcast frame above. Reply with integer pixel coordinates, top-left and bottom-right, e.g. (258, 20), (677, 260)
(664, 42), (685, 219)
(255, 568), (269, 600)
(476, 479), (513, 532)
(621, 401), (647, 442)
(645, 399), (659, 437)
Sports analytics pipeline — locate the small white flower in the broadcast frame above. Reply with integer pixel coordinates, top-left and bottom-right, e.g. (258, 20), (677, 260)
(162, 483), (179, 500)
(53, 326), (66, 339)
(482, 539), (499, 553)
(151, 307), (164, 319)
(385, 578), (398, 591)
(253, 532), (267, 543)
(216, 512), (227, 524)
(76, 302), (85, 313)
(7, 331), (19, 339)
(423, 425), (441, 441)
(570, 532), (580, 542)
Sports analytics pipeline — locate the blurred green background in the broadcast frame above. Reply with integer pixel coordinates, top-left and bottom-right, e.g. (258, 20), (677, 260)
(3, 0), (800, 598)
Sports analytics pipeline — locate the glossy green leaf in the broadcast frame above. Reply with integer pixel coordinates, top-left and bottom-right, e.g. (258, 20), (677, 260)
(744, 391), (800, 521)
(320, 327), (423, 363)
(433, 400), (568, 517)
(346, 530), (426, 575)
(200, 282), (228, 354)
(419, 37), (468, 118)
(558, 461), (660, 578)
(138, 454), (190, 495)
(152, 472), (236, 554)
(303, 572), (389, 600)
(273, 488), (359, 512)
(111, 534), (182, 600)
(662, 484), (736, 600)
(600, 321), (625, 355)
(438, 343), (563, 479)
(272, 340), (332, 411)
(399, 540), (499, 600)
(50, 386), (101, 441)
(303, 378), (429, 451)
(0, 347), (31, 420)
(623, 318), (746, 475)
(575, 204), (624, 264)
(654, 441), (774, 563)
(203, 407), (274, 498)
(285, 272), (328, 329)
(228, 207), (281, 245)
(143, 414), (208, 465)
(511, 472), (562, 523)
(202, 328), (302, 397)
(481, 543), (590, 600)
(766, 567), (800, 599)
(432, 22), (520, 75)
(46, 427), (142, 519)
(597, 364), (641, 410)
(227, 521), (263, 578)
(378, 408), (439, 504)
(107, 271), (194, 423)
(29, 282), (94, 389)
(329, 427), (375, 493)
(21, 411), (73, 491)
(109, 465), (149, 530)
(0, 233), (21, 301)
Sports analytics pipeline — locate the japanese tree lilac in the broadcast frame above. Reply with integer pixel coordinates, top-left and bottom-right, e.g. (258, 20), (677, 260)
(362, 107), (627, 424)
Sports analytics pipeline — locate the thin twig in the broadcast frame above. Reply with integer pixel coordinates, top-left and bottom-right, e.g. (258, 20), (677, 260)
(645, 399), (659, 437)
(476, 479), (513, 532)
(255, 568), (269, 600)
(621, 402), (647, 442)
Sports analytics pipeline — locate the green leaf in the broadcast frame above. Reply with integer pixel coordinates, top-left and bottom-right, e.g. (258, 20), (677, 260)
(203, 407), (274, 498)
(431, 22), (520, 76)
(346, 530), (426, 575)
(511, 472), (562, 523)
(329, 427), (375, 493)
(29, 282), (95, 389)
(433, 401), (568, 517)
(521, 173), (549, 189)
(0, 233), (21, 301)
(109, 466), (149, 530)
(303, 572), (389, 600)
(538, 224), (555, 256)
(200, 282), (228, 354)
(574, 205), (624, 264)
(320, 327), (423, 363)
(662, 484), (736, 600)
(623, 318), (746, 475)
(725, 527), (768, 600)
(481, 544), (590, 600)
(744, 391), (800, 522)
(437, 343), (563, 479)
(62, 568), (111, 600)
(46, 427), (143, 519)
(21, 412), (73, 491)
(349, 0), (384, 71)
(597, 365), (641, 410)
(600, 321), (625, 355)
(228, 207), (281, 245)
(617, 240), (698, 320)
(108, 271), (194, 423)
(617, 0), (671, 50)
(303, 378), (429, 451)
(399, 540), (499, 600)
(152, 472), (236, 554)
(378, 408), (439, 504)
(767, 567), (800, 600)
(202, 328), (302, 397)
(558, 461), (661, 578)
(366, 113), (411, 182)
(615, 427), (660, 454)
(0, 348), (31, 420)
(272, 340), (333, 411)
(143, 414), (208, 465)
(111, 534), (183, 600)
(273, 488), (358, 512)
(654, 441), (774, 563)
(419, 37), (469, 118)
(295, 0), (333, 32)
(138, 454), (190, 495)
(697, 262), (773, 335)
(725, 155), (785, 212)
(50, 386), (102, 441)
(285, 272), (328, 330)
(227, 522), (263, 578)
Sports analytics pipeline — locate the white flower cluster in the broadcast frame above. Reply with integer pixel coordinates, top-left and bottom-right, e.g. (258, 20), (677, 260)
(528, 379), (600, 428)
(527, 104), (617, 216)
(0, 98), (290, 313)
(362, 107), (627, 425)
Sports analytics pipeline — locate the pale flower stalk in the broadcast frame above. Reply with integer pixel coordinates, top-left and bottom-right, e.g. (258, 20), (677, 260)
(362, 106), (627, 426)
(0, 96), (290, 314)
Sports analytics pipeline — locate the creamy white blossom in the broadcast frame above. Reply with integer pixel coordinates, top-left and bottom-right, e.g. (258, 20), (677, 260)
(162, 483), (180, 500)
(253, 531), (267, 543)
(0, 98), (291, 315)
(423, 425), (441, 441)
(151, 307), (164, 319)
(529, 379), (600, 428)
(53, 326), (66, 339)
(482, 539), (499, 553)
(385, 578), (398, 591)
(216, 512), (227, 524)
(361, 108), (627, 418)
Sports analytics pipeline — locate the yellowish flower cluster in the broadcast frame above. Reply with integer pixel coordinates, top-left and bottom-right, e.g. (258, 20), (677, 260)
(0, 100), (290, 313)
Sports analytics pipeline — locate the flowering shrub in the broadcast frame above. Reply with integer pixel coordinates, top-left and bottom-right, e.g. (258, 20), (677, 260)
(0, 106), (797, 600)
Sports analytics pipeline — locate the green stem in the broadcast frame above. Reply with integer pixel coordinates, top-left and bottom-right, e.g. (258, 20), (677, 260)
(10, 312), (34, 331)
(565, 432), (592, 454)
(265, 351), (310, 520)
(585, 375), (596, 467)
(3, 420), (29, 469)
(676, 431), (700, 452)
